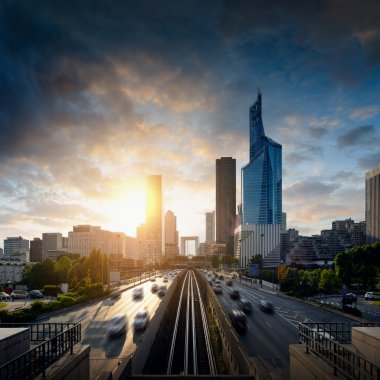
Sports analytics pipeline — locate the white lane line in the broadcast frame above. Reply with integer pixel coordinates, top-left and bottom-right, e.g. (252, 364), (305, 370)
(265, 321), (272, 328)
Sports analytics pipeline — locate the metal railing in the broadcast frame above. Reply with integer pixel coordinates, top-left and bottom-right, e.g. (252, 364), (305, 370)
(0, 323), (81, 380)
(299, 322), (379, 379)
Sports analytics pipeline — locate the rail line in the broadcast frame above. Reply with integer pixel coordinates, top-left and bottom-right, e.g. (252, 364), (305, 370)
(167, 270), (216, 375)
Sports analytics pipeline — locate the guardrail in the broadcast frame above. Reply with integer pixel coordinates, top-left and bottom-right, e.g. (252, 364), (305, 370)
(0, 322), (81, 380)
(299, 322), (379, 379)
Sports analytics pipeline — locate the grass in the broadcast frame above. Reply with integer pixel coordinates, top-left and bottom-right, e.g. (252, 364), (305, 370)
(0, 302), (7, 308)
(372, 300), (380, 307)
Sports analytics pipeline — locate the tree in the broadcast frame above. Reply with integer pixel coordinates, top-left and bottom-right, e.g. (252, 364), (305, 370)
(221, 254), (233, 267)
(56, 255), (73, 283)
(249, 254), (263, 269)
(211, 255), (219, 268)
(319, 269), (339, 295)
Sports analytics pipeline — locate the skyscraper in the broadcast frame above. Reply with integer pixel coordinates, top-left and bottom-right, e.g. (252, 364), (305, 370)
(216, 157), (236, 255)
(366, 164), (380, 243)
(165, 210), (179, 258)
(205, 211), (215, 244)
(146, 175), (163, 265)
(242, 91), (282, 224)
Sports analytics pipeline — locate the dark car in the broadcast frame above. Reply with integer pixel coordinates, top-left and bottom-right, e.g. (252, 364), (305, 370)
(229, 309), (247, 333)
(342, 293), (357, 305)
(226, 280), (233, 286)
(219, 275), (224, 280)
(29, 290), (44, 299)
(229, 289), (240, 300)
(240, 298), (252, 314)
(213, 285), (223, 295)
(259, 300), (274, 313)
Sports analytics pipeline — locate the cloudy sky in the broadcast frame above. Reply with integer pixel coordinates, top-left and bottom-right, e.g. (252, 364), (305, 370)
(1, 0), (380, 247)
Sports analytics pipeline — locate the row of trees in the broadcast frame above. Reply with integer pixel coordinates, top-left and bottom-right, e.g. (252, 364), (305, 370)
(22, 249), (109, 290)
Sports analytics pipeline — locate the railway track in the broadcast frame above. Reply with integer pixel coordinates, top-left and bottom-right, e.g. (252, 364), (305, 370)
(167, 270), (216, 375)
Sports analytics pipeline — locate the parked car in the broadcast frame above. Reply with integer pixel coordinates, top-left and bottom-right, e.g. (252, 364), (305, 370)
(239, 298), (252, 314)
(342, 293), (357, 305)
(133, 309), (150, 331)
(29, 290), (44, 299)
(11, 290), (29, 299)
(108, 314), (128, 337)
(365, 292), (375, 301)
(259, 300), (274, 313)
(229, 289), (240, 300)
(0, 291), (11, 301)
(229, 309), (247, 333)
(157, 285), (167, 297)
(133, 287), (144, 300)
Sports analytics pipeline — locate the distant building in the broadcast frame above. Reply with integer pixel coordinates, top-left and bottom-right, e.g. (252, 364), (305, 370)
(30, 238), (43, 262)
(0, 262), (26, 284)
(42, 233), (63, 261)
(282, 212), (287, 231)
(165, 210), (179, 259)
(181, 236), (199, 256)
(216, 157), (236, 255)
(145, 175), (164, 265)
(366, 164), (380, 243)
(4, 236), (29, 257)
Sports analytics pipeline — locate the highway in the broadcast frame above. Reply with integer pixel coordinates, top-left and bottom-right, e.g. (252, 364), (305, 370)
(205, 272), (354, 380)
(39, 272), (178, 379)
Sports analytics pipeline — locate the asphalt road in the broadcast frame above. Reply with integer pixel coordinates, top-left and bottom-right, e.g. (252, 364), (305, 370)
(40, 272), (178, 379)
(206, 273), (354, 380)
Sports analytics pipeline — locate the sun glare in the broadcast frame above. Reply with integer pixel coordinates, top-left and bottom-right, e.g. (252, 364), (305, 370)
(104, 182), (146, 236)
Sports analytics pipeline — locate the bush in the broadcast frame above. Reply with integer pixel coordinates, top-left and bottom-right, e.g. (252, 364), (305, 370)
(77, 283), (104, 298)
(43, 285), (60, 296)
(45, 300), (62, 311)
(57, 296), (74, 307)
(74, 295), (87, 304)
(31, 300), (45, 313)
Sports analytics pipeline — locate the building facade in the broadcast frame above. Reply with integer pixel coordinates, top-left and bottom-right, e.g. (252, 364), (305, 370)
(216, 157), (236, 255)
(30, 238), (43, 262)
(205, 211), (215, 244)
(366, 164), (380, 243)
(42, 233), (63, 261)
(241, 92), (282, 225)
(4, 237), (29, 257)
(145, 175), (164, 265)
(165, 210), (179, 258)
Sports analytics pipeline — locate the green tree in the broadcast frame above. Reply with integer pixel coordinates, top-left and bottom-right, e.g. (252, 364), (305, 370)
(56, 255), (73, 283)
(221, 254), (233, 267)
(249, 254), (263, 269)
(319, 269), (339, 295)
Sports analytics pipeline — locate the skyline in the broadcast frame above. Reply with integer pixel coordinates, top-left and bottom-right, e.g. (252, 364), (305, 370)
(1, 1), (380, 247)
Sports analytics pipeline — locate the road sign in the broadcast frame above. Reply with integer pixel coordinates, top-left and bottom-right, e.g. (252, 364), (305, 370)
(249, 263), (259, 277)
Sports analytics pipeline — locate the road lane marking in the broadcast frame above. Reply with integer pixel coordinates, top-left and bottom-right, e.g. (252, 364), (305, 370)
(265, 321), (272, 327)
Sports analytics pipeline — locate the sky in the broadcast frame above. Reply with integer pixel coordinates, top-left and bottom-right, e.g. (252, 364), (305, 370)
(0, 0), (380, 247)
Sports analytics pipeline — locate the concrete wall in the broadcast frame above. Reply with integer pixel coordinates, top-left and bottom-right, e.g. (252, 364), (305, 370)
(0, 327), (29, 366)
(352, 327), (380, 366)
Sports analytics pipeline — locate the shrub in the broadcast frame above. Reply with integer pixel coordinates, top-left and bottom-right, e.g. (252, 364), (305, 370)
(45, 300), (62, 311)
(31, 300), (44, 313)
(43, 285), (60, 296)
(73, 295), (87, 304)
(57, 296), (74, 307)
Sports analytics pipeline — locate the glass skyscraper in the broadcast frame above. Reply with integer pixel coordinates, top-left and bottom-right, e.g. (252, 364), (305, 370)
(242, 92), (282, 224)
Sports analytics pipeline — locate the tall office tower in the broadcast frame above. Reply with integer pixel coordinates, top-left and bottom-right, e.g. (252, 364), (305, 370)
(165, 210), (179, 258)
(366, 164), (380, 243)
(205, 211), (215, 244)
(30, 237), (43, 262)
(146, 175), (164, 265)
(241, 91), (282, 224)
(4, 236), (29, 256)
(42, 233), (63, 261)
(216, 157), (236, 255)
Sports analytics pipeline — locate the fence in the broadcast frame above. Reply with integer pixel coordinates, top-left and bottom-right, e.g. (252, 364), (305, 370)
(0, 322), (81, 380)
(299, 322), (379, 379)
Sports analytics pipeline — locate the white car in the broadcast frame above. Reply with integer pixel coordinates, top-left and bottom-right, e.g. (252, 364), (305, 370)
(0, 292), (11, 301)
(133, 309), (150, 331)
(365, 292), (375, 301)
(108, 314), (128, 336)
(132, 287), (144, 300)
(11, 290), (29, 299)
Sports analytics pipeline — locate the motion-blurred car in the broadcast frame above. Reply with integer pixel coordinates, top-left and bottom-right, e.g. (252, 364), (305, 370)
(365, 292), (375, 301)
(29, 290), (44, 299)
(151, 283), (158, 293)
(226, 280), (233, 286)
(133, 287), (144, 300)
(0, 291), (11, 301)
(229, 309), (247, 333)
(239, 298), (252, 314)
(133, 309), (150, 331)
(213, 285), (223, 294)
(150, 277), (156, 282)
(163, 277), (168, 283)
(108, 314), (128, 337)
(219, 275), (224, 280)
(157, 285), (167, 297)
(259, 300), (274, 312)
(229, 289), (240, 300)
(11, 290), (29, 299)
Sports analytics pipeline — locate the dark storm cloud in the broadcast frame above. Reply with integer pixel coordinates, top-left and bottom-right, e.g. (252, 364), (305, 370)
(336, 125), (378, 148)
